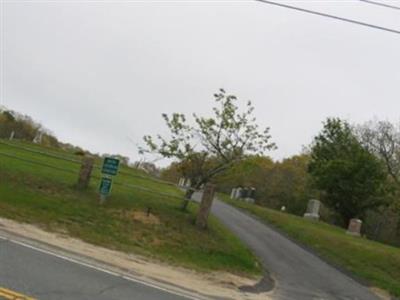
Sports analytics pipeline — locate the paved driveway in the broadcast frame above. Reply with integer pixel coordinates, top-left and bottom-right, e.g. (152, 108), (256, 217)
(193, 192), (379, 300)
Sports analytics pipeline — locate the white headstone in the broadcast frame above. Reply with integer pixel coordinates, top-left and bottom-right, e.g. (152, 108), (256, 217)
(304, 199), (321, 220)
(9, 131), (15, 140)
(185, 178), (191, 188)
(235, 187), (242, 199)
(230, 188), (236, 199)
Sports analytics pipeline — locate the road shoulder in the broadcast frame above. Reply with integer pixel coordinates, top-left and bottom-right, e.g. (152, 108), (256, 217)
(0, 217), (273, 300)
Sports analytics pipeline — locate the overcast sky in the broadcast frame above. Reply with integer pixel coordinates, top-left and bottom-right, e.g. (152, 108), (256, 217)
(1, 0), (400, 165)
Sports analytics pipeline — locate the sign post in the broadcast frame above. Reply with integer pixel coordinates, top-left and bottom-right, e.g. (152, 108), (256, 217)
(99, 157), (120, 204)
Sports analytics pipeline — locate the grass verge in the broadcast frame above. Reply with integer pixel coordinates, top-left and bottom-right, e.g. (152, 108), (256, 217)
(219, 194), (400, 297)
(0, 140), (261, 276)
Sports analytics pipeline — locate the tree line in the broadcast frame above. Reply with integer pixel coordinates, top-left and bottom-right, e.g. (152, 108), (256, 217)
(0, 108), (59, 147)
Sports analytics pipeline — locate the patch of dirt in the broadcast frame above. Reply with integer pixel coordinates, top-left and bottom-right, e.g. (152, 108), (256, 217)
(109, 209), (161, 225)
(370, 287), (393, 300)
(130, 211), (161, 225)
(0, 217), (272, 300)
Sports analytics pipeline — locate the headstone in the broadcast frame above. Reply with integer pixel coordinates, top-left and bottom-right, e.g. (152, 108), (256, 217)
(77, 156), (94, 190)
(9, 131), (15, 140)
(230, 188), (237, 199)
(346, 219), (362, 236)
(303, 199), (321, 220)
(235, 187), (243, 199)
(281, 206), (286, 212)
(196, 183), (216, 229)
(178, 178), (185, 187)
(185, 178), (191, 188)
(33, 132), (43, 144)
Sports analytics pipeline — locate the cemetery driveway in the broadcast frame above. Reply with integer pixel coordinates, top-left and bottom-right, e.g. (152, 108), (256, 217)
(192, 192), (380, 300)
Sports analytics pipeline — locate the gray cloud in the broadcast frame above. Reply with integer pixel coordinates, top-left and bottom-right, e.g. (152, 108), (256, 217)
(2, 0), (400, 165)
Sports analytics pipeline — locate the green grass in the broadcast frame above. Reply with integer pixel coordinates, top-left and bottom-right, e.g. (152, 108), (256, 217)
(219, 194), (400, 297)
(0, 140), (261, 276)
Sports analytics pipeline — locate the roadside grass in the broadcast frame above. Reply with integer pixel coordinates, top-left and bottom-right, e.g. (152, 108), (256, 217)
(0, 140), (261, 276)
(219, 194), (400, 298)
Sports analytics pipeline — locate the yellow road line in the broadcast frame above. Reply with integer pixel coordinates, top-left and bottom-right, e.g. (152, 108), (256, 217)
(0, 287), (36, 300)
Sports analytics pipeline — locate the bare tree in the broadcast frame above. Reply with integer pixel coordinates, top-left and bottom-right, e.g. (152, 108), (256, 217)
(357, 120), (400, 185)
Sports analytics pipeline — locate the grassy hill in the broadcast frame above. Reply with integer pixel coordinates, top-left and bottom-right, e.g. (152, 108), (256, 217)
(0, 139), (260, 276)
(220, 194), (400, 298)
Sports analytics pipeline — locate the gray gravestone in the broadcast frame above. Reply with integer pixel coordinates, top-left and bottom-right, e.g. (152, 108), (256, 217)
(303, 199), (321, 220)
(346, 219), (362, 236)
(235, 187), (242, 199)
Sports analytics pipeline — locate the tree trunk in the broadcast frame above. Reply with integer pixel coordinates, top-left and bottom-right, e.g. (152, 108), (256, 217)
(181, 187), (195, 211)
(195, 183), (216, 229)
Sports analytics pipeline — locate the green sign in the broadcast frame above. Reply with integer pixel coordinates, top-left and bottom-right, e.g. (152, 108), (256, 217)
(101, 157), (120, 176)
(99, 177), (113, 196)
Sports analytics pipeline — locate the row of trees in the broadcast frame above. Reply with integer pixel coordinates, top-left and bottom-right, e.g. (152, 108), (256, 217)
(0, 108), (59, 147)
(145, 90), (400, 245)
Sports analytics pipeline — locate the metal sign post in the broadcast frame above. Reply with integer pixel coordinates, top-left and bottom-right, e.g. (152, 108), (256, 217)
(99, 157), (120, 203)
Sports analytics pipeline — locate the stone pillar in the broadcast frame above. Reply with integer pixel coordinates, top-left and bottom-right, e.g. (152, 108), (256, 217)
(303, 199), (321, 220)
(346, 219), (362, 236)
(196, 183), (216, 229)
(77, 156), (94, 190)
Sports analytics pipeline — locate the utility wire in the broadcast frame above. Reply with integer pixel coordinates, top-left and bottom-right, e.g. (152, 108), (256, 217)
(255, 0), (400, 35)
(359, 0), (400, 11)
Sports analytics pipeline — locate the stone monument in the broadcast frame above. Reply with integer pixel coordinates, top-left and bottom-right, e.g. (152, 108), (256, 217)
(230, 188), (237, 199)
(235, 187), (243, 199)
(346, 219), (362, 236)
(303, 199), (321, 220)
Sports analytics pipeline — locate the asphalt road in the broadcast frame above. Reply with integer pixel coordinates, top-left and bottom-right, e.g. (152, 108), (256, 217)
(0, 237), (190, 300)
(193, 192), (380, 300)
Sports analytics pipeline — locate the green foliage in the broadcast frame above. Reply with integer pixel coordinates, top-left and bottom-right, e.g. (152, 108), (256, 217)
(309, 118), (388, 224)
(213, 154), (314, 215)
(141, 89), (275, 189)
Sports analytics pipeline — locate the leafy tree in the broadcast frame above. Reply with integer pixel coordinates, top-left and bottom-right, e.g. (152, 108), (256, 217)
(309, 118), (387, 225)
(141, 89), (276, 210)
